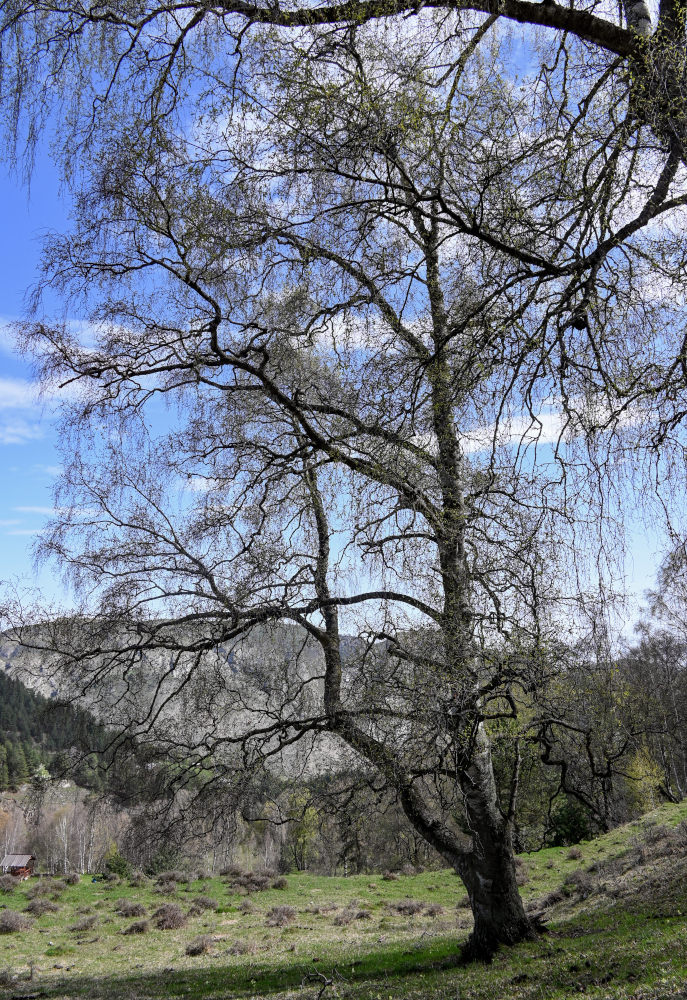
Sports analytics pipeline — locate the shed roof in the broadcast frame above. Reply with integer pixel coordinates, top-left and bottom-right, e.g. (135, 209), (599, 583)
(1, 855), (35, 867)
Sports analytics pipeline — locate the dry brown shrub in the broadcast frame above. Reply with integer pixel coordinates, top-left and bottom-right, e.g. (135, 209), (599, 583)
(28, 879), (60, 898)
(389, 898), (425, 916)
(381, 871), (399, 881)
(154, 903), (187, 930)
(220, 864), (244, 878)
(186, 934), (214, 956)
(0, 876), (17, 894)
(540, 888), (566, 908)
(190, 895), (218, 911)
(425, 903), (444, 917)
(129, 871), (150, 888)
(70, 915), (98, 932)
(64, 873), (81, 885)
(25, 898), (60, 916)
(227, 939), (257, 955)
(233, 872), (271, 893)
(644, 823), (670, 844)
(332, 909), (354, 926)
(116, 900), (147, 918)
(567, 846), (583, 860)
(155, 881), (178, 896)
(564, 869), (595, 899)
(123, 919), (149, 935)
(272, 876), (288, 890)
(265, 905), (296, 927)
(157, 870), (189, 884)
(238, 899), (255, 914)
(0, 911), (32, 933)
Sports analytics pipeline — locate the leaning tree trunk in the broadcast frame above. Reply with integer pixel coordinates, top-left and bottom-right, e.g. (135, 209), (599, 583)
(456, 726), (535, 959)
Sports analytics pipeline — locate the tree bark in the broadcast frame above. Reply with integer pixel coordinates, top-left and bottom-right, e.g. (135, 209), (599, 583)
(456, 727), (535, 958)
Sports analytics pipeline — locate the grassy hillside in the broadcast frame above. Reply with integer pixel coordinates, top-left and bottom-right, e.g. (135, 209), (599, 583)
(2, 801), (687, 1000)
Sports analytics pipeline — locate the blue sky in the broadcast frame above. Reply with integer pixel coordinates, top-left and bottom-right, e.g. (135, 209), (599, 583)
(0, 157), (69, 601)
(0, 156), (664, 630)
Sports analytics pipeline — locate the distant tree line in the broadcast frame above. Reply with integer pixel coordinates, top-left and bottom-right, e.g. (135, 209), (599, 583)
(0, 671), (107, 792)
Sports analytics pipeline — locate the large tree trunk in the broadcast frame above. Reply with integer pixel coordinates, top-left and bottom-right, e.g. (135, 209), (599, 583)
(455, 724), (536, 959)
(459, 825), (534, 959)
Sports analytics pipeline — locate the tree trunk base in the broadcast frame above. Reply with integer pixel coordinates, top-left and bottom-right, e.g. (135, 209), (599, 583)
(460, 915), (538, 963)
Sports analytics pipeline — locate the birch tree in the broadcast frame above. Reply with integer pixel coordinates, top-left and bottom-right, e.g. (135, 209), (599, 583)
(3, 0), (687, 960)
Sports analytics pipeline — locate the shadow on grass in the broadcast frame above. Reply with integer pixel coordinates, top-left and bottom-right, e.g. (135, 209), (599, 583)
(6, 937), (465, 1000)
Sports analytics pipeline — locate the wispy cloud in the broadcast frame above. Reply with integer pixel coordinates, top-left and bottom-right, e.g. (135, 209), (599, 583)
(0, 374), (72, 446)
(0, 377), (40, 410)
(33, 463), (62, 477)
(0, 518), (21, 527)
(6, 527), (42, 536)
(0, 417), (44, 445)
(14, 505), (56, 515)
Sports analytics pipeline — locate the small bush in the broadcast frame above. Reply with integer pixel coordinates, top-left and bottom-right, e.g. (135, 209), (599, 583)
(238, 899), (255, 914)
(155, 880), (178, 896)
(644, 823), (670, 844)
(230, 871), (271, 893)
(425, 903), (444, 918)
(190, 895), (218, 911)
(265, 905), (296, 927)
(227, 939), (257, 955)
(123, 920), (149, 935)
(186, 934), (214, 956)
(567, 846), (583, 860)
(157, 870), (190, 884)
(28, 879), (60, 898)
(381, 870), (399, 881)
(564, 868), (595, 899)
(116, 900), (147, 918)
(390, 898), (425, 916)
(272, 876), (288, 890)
(540, 888), (565, 908)
(70, 915), (98, 933)
(154, 903), (186, 930)
(0, 911), (32, 933)
(25, 898), (60, 916)
(515, 865), (530, 887)
(220, 864), (244, 878)
(0, 876), (17, 894)
(64, 872), (81, 885)
(129, 871), (151, 888)
(333, 909), (354, 926)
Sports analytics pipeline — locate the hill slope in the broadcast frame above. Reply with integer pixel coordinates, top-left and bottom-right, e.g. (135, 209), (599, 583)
(1, 801), (687, 1000)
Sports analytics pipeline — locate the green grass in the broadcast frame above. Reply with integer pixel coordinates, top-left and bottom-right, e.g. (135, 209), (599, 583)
(2, 801), (687, 999)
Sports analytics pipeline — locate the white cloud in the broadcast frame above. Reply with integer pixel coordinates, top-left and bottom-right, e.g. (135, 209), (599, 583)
(14, 505), (56, 515)
(0, 418), (44, 445)
(0, 374), (75, 446)
(34, 464), (63, 477)
(0, 377), (41, 410)
(6, 528), (41, 536)
(0, 519), (21, 526)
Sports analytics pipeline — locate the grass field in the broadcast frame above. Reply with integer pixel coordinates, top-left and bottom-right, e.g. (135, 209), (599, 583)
(2, 800), (687, 1000)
